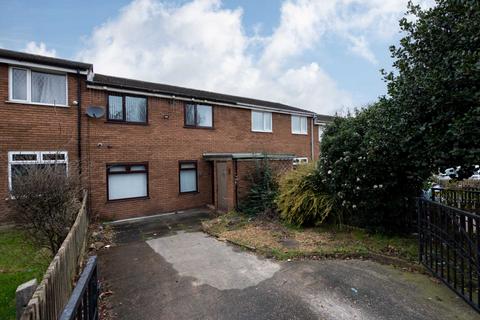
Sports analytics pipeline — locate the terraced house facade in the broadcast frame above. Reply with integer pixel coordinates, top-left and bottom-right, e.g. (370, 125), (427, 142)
(0, 49), (332, 223)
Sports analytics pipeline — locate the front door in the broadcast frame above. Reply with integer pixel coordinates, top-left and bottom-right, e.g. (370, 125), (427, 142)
(216, 162), (228, 211)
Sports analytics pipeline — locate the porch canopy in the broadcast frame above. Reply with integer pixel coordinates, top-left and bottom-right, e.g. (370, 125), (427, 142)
(202, 152), (295, 161)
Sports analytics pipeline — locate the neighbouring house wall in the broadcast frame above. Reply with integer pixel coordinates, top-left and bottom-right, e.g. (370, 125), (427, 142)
(0, 63), (82, 224)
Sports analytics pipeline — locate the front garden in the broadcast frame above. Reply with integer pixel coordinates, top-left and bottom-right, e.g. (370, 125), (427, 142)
(205, 0), (480, 276)
(203, 212), (418, 266)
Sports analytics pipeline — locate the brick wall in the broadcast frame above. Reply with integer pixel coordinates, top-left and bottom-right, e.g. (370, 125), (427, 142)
(82, 90), (319, 220)
(0, 61), (321, 222)
(236, 159), (293, 205)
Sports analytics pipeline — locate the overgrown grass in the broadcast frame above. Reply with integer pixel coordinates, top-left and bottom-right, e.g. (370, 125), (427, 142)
(0, 228), (51, 320)
(203, 212), (418, 264)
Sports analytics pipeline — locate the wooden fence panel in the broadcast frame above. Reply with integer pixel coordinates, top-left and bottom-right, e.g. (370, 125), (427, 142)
(20, 191), (89, 320)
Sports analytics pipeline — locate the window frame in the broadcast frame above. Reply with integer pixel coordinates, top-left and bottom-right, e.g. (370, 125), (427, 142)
(106, 162), (149, 202)
(178, 160), (199, 194)
(293, 157), (309, 167)
(318, 124), (326, 141)
(106, 93), (148, 125)
(7, 151), (68, 191)
(251, 110), (273, 133)
(8, 66), (68, 107)
(184, 104), (214, 129)
(291, 115), (308, 135)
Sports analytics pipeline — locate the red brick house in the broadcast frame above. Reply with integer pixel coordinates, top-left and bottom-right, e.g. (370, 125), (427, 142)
(0, 49), (332, 223)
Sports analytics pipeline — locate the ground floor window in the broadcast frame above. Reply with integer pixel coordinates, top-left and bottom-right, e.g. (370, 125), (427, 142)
(179, 161), (198, 193)
(107, 163), (148, 201)
(8, 151), (68, 191)
(293, 157), (308, 166)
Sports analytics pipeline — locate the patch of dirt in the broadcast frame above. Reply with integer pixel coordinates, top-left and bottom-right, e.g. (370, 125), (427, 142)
(203, 213), (420, 270)
(212, 218), (337, 254)
(86, 221), (116, 320)
(221, 225), (283, 251)
(293, 230), (332, 252)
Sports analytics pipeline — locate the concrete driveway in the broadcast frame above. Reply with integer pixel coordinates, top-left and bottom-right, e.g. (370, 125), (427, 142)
(98, 210), (478, 320)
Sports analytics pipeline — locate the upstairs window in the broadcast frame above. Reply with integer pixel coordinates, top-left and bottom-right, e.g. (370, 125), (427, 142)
(8, 151), (68, 192)
(107, 94), (147, 123)
(9, 67), (67, 106)
(251, 111), (272, 132)
(185, 104), (213, 128)
(291, 116), (308, 134)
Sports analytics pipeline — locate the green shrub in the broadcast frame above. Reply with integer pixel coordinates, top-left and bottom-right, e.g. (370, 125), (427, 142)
(320, 102), (419, 233)
(238, 157), (278, 216)
(276, 163), (337, 226)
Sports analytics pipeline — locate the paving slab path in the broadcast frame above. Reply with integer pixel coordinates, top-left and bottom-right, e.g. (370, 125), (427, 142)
(98, 209), (479, 320)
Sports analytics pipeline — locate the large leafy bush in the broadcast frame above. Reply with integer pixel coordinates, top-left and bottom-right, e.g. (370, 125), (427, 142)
(276, 163), (337, 226)
(320, 100), (418, 232)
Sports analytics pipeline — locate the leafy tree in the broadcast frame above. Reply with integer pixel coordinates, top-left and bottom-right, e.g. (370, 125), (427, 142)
(320, 0), (480, 232)
(384, 0), (480, 179)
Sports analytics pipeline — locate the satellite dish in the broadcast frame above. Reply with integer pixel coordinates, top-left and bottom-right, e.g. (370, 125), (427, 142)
(86, 106), (105, 118)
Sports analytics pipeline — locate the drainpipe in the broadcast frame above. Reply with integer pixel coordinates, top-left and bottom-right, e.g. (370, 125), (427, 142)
(76, 70), (82, 175)
(234, 159), (239, 210)
(310, 117), (314, 161)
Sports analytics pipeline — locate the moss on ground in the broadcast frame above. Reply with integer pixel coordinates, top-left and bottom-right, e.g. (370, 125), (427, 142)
(0, 229), (50, 320)
(202, 212), (418, 265)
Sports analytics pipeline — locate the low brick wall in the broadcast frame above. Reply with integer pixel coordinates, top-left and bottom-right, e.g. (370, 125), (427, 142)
(20, 191), (89, 320)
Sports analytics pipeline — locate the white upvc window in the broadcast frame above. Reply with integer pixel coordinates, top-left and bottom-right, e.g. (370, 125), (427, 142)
(293, 157), (309, 166)
(251, 111), (272, 132)
(318, 124), (326, 141)
(107, 163), (148, 201)
(9, 67), (68, 106)
(8, 151), (68, 192)
(291, 116), (308, 134)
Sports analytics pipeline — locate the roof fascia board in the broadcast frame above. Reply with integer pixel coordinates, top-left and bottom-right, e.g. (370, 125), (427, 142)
(0, 58), (90, 74)
(86, 84), (315, 117)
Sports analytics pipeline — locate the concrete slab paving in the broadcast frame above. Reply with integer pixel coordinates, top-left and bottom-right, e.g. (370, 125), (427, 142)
(147, 231), (281, 290)
(99, 210), (479, 320)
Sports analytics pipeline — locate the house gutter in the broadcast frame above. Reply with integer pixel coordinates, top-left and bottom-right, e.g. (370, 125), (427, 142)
(86, 84), (316, 117)
(0, 58), (90, 74)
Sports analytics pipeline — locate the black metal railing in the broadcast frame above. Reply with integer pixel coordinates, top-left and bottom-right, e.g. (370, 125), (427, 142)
(418, 198), (480, 313)
(431, 187), (480, 213)
(59, 256), (99, 320)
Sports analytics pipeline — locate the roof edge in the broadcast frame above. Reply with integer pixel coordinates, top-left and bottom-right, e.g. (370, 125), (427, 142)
(0, 48), (92, 71)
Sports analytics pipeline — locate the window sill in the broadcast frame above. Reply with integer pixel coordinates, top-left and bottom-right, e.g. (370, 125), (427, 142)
(107, 196), (150, 203)
(5, 100), (70, 108)
(292, 132), (308, 135)
(104, 121), (149, 126)
(183, 126), (215, 130)
(179, 191), (199, 195)
(251, 130), (273, 133)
